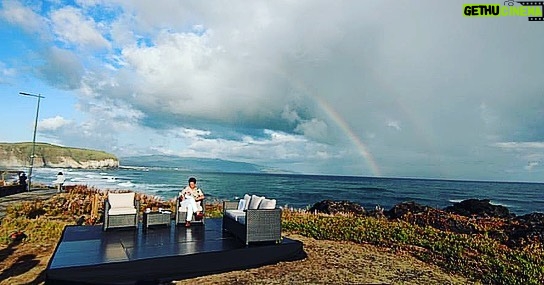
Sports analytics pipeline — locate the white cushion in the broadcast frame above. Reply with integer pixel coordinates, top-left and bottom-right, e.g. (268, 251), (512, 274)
(258, 198), (277, 209)
(108, 192), (135, 209)
(237, 199), (246, 211)
(243, 194), (251, 210)
(249, 195), (265, 209)
(225, 209), (246, 225)
(108, 207), (137, 215)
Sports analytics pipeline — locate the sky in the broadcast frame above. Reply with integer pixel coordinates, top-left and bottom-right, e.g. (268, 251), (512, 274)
(1, 0), (543, 182)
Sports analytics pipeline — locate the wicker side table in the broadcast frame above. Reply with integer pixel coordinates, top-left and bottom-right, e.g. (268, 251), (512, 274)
(143, 212), (171, 228)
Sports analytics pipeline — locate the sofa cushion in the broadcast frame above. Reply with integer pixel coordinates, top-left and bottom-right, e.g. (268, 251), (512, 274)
(108, 192), (135, 209)
(243, 194), (251, 210)
(258, 198), (277, 209)
(237, 199), (246, 211)
(108, 207), (137, 215)
(225, 209), (247, 225)
(249, 195), (265, 209)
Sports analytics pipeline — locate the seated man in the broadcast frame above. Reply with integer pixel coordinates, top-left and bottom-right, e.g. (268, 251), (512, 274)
(179, 177), (205, 227)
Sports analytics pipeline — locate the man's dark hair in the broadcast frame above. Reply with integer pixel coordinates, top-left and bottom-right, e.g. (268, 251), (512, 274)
(188, 177), (197, 184)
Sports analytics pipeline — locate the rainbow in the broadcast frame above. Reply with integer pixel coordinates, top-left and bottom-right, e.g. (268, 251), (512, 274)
(314, 96), (382, 177)
(277, 69), (382, 177)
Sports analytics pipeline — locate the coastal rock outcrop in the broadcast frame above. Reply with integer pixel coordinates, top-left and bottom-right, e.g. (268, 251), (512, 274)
(308, 200), (365, 215)
(384, 201), (432, 219)
(385, 201), (478, 234)
(0, 156), (119, 169)
(43, 157), (119, 169)
(443, 198), (513, 218)
(506, 213), (544, 247)
(0, 142), (119, 169)
(309, 198), (543, 249)
(385, 199), (543, 246)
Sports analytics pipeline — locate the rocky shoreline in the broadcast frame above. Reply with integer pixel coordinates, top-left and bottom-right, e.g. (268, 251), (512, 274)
(310, 199), (544, 249)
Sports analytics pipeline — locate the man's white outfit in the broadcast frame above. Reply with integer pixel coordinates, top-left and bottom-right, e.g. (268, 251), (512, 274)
(179, 186), (203, 222)
(179, 196), (199, 222)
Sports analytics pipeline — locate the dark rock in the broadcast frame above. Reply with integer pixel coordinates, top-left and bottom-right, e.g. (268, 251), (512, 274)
(443, 199), (513, 218)
(385, 201), (432, 219)
(385, 202), (480, 234)
(366, 205), (386, 219)
(506, 212), (544, 247)
(308, 200), (365, 215)
(515, 212), (544, 224)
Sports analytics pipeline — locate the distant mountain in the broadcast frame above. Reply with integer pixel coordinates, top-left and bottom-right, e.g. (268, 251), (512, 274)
(120, 155), (292, 174)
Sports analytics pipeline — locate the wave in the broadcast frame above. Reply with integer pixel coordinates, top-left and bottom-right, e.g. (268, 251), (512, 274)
(448, 199), (512, 209)
(118, 181), (136, 188)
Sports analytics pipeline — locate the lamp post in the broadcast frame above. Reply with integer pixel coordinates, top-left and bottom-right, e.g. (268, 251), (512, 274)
(19, 92), (45, 191)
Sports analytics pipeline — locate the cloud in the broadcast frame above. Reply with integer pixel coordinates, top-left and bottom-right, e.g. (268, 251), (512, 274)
(0, 0), (47, 34)
(174, 128), (336, 166)
(494, 142), (544, 149)
(0, 61), (17, 84)
(37, 47), (85, 90)
(38, 98), (145, 153)
(51, 6), (110, 50)
(4, 0), (544, 180)
(39, 116), (71, 131)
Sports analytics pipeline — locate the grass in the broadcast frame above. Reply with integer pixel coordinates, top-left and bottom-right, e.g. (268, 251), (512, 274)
(282, 210), (544, 285)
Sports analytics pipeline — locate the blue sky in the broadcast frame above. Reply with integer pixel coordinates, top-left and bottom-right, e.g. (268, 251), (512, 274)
(1, 0), (544, 181)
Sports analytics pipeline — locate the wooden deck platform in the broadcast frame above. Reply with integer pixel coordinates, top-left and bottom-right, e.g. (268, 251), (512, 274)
(45, 218), (306, 284)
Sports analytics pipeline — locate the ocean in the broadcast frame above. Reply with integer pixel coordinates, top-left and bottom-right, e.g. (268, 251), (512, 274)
(30, 167), (544, 215)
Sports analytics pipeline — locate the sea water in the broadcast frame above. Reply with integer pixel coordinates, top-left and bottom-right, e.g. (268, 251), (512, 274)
(31, 167), (544, 215)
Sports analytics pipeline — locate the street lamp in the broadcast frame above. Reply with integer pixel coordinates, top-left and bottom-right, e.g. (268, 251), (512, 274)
(19, 92), (45, 191)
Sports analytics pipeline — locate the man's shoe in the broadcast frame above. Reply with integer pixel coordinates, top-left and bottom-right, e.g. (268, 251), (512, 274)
(185, 221), (191, 227)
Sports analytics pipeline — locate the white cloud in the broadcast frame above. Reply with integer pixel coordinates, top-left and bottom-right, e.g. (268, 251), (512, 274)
(180, 128), (211, 139)
(39, 116), (71, 131)
(494, 142), (544, 149)
(0, 61), (17, 84)
(294, 119), (328, 141)
(51, 7), (110, 50)
(0, 1), (47, 34)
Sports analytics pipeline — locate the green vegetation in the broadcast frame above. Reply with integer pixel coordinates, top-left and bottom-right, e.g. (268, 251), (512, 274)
(282, 210), (544, 285)
(0, 142), (117, 164)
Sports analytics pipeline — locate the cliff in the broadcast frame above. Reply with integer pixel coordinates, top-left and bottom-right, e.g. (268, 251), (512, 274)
(0, 142), (119, 169)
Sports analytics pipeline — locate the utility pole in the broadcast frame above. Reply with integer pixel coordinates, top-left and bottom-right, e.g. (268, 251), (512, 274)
(19, 92), (45, 191)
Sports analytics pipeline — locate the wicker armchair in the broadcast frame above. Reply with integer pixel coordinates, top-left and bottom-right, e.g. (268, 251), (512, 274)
(103, 192), (139, 231)
(222, 199), (282, 245)
(175, 196), (205, 226)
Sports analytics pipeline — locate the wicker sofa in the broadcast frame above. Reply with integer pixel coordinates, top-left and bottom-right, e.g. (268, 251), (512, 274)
(103, 192), (139, 231)
(222, 194), (282, 245)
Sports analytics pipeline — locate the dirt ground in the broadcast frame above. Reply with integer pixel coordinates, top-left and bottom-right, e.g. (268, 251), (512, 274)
(174, 233), (478, 285)
(0, 242), (56, 285)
